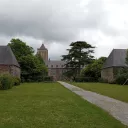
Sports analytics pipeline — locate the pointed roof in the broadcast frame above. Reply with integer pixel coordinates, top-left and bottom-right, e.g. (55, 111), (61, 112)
(38, 44), (47, 50)
(102, 49), (128, 69)
(0, 46), (20, 67)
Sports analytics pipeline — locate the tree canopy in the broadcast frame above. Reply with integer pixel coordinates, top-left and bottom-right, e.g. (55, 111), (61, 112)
(62, 41), (95, 78)
(81, 57), (107, 80)
(8, 38), (47, 82)
(8, 38), (34, 60)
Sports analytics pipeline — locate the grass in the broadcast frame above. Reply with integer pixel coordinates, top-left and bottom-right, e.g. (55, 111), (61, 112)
(70, 82), (128, 103)
(0, 83), (127, 128)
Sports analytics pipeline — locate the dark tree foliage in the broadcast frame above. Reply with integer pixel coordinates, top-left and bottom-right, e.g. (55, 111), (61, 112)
(8, 38), (48, 82)
(62, 41), (95, 79)
(20, 55), (47, 82)
(126, 49), (128, 65)
(116, 49), (128, 85)
(8, 38), (34, 61)
(36, 54), (45, 65)
(81, 57), (107, 80)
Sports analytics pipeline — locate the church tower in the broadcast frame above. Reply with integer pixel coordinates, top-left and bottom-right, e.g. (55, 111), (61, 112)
(37, 44), (48, 62)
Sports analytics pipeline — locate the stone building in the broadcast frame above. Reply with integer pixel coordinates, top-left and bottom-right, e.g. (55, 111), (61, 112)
(101, 49), (128, 82)
(37, 44), (48, 62)
(37, 44), (67, 80)
(0, 46), (20, 78)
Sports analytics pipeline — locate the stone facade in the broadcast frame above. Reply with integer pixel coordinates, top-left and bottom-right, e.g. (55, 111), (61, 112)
(37, 44), (48, 62)
(37, 44), (68, 81)
(48, 68), (66, 81)
(101, 67), (123, 82)
(0, 46), (21, 78)
(0, 65), (20, 78)
(10, 65), (21, 78)
(0, 65), (10, 75)
(101, 67), (114, 82)
(37, 49), (48, 62)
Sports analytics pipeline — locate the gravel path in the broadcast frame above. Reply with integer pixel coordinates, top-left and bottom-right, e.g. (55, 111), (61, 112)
(58, 81), (128, 126)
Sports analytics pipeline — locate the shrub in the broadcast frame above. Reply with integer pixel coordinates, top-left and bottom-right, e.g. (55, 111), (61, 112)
(98, 78), (108, 83)
(43, 76), (53, 82)
(115, 68), (128, 85)
(0, 74), (14, 90)
(13, 77), (21, 86)
(116, 74), (128, 85)
(74, 77), (97, 82)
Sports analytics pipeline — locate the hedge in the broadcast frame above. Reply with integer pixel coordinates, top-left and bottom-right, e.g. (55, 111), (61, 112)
(74, 77), (97, 82)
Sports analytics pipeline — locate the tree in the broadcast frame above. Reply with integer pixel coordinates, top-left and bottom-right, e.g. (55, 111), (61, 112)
(62, 41), (95, 79)
(20, 55), (47, 82)
(8, 38), (47, 82)
(126, 49), (128, 65)
(8, 38), (34, 61)
(116, 49), (128, 85)
(81, 57), (107, 79)
(36, 54), (45, 64)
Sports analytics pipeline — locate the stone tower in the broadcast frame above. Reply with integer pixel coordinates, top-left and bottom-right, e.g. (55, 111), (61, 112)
(37, 44), (48, 62)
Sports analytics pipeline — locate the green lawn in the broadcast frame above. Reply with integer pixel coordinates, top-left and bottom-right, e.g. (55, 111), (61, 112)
(0, 83), (127, 128)
(71, 82), (128, 103)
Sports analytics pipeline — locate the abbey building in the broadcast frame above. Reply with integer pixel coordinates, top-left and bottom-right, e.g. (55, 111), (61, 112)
(37, 44), (66, 80)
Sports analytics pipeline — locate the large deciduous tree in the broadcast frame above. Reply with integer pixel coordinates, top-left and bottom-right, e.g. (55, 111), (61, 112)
(19, 55), (47, 82)
(81, 57), (107, 80)
(8, 38), (34, 61)
(62, 41), (95, 79)
(8, 38), (47, 82)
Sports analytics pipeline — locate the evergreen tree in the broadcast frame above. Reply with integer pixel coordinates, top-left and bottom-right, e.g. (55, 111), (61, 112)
(62, 41), (95, 78)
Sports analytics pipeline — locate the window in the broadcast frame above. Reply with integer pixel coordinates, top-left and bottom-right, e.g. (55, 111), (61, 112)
(61, 65), (63, 68)
(51, 65), (53, 68)
(56, 65), (58, 68)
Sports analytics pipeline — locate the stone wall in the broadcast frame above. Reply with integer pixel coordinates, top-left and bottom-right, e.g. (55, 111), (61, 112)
(101, 67), (114, 82)
(10, 65), (21, 78)
(0, 65), (10, 75)
(37, 49), (48, 62)
(48, 68), (67, 81)
(0, 65), (20, 78)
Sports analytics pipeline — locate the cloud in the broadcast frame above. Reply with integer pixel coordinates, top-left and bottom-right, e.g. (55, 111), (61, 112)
(0, 0), (128, 59)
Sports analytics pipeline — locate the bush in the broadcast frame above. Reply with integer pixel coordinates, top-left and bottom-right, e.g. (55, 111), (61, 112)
(116, 74), (128, 85)
(13, 77), (21, 86)
(74, 77), (97, 82)
(0, 74), (14, 90)
(115, 68), (128, 85)
(43, 76), (53, 82)
(98, 78), (108, 83)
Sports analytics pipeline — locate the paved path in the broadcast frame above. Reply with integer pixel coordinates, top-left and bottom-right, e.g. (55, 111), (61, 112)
(58, 81), (128, 126)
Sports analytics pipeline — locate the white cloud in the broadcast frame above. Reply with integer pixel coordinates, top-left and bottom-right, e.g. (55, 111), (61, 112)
(0, 0), (128, 59)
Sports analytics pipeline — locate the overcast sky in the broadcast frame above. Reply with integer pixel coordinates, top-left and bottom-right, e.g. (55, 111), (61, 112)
(0, 0), (128, 60)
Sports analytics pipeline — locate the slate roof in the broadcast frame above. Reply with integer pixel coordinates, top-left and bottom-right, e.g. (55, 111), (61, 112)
(38, 44), (47, 50)
(45, 60), (66, 68)
(0, 46), (20, 67)
(102, 49), (128, 69)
